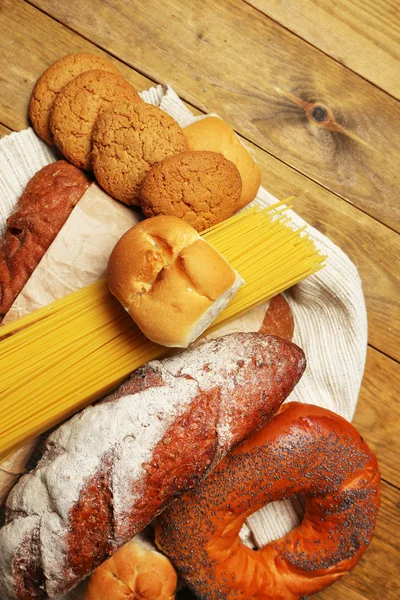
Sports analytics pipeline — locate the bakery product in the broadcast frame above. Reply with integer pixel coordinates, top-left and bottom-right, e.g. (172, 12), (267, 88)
(107, 215), (243, 347)
(139, 151), (242, 231)
(92, 101), (188, 205)
(50, 70), (141, 170)
(157, 402), (380, 600)
(259, 294), (294, 340)
(0, 161), (91, 321)
(84, 535), (177, 600)
(183, 116), (261, 209)
(0, 332), (306, 599)
(29, 53), (120, 145)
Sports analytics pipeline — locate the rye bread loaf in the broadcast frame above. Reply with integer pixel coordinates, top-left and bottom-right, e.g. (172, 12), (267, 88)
(0, 161), (91, 321)
(0, 332), (306, 599)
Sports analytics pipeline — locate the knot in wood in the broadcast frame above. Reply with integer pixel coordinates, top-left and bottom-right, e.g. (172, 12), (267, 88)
(311, 105), (327, 122)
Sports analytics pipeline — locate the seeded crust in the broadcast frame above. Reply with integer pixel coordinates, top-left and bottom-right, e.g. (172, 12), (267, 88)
(157, 402), (381, 600)
(91, 102), (189, 206)
(50, 70), (141, 171)
(139, 151), (242, 231)
(29, 53), (120, 145)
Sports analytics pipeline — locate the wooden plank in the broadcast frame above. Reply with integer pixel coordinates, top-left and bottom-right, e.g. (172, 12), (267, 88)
(354, 348), (400, 486)
(29, 0), (400, 232)
(0, 0), (153, 133)
(247, 0), (400, 100)
(0, 0), (398, 363)
(244, 139), (400, 362)
(0, 124), (12, 138)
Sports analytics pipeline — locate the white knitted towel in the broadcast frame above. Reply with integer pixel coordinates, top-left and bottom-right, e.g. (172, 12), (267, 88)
(0, 85), (367, 596)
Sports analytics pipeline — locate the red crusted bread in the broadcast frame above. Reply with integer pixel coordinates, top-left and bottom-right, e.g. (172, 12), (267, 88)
(0, 333), (305, 599)
(157, 402), (381, 600)
(0, 161), (91, 321)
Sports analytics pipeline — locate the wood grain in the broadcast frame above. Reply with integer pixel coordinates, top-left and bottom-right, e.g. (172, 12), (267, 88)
(247, 0), (400, 100)
(243, 139), (400, 362)
(0, 124), (11, 137)
(353, 348), (400, 486)
(29, 0), (400, 232)
(0, 5), (398, 598)
(1, 2), (398, 361)
(0, 0), (153, 133)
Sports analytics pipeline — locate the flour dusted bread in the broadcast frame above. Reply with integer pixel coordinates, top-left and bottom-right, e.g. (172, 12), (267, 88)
(0, 332), (306, 599)
(183, 116), (261, 209)
(107, 215), (244, 347)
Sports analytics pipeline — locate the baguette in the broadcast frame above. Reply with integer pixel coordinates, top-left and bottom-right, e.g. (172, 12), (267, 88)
(0, 332), (305, 599)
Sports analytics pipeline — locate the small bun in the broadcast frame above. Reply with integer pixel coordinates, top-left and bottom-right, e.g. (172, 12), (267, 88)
(107, 215), (243, 347)
(139, 151), (242, 231)
(183, 116), (261, 209)
(84, 535), (177, 600)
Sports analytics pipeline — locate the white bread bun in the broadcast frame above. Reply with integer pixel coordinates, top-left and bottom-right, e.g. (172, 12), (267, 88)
(183, 116), (261, 209)
(107, 215), (244, 347)
(84, 535), (177, 600)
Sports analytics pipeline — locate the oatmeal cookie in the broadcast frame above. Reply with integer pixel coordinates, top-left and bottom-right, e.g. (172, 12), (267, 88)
(91, 102), (189, 206)
(139, 151), (242, 231)
(50, 70), (141, 170)
(29, 53), (120, 145)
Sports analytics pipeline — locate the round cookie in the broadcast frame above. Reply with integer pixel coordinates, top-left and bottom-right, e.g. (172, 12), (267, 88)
(29, 53), (120, 145)
(91, 102), (189, 206)
(139, 151), (242, 231)
(50, 70), (141, 170)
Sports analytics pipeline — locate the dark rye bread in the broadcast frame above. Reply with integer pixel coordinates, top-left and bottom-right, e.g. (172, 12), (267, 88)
(0, 333), (306, 599)
(0, 161), (91, 321)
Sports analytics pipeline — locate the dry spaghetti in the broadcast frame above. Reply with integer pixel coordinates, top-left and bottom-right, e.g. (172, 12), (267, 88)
(0, 203), (325, 459)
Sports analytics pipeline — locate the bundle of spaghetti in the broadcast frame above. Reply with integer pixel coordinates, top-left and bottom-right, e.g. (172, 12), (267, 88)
(0, 202), (325, 459)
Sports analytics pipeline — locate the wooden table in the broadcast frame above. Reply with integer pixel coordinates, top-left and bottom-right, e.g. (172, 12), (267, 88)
(0, 1), (399, 598)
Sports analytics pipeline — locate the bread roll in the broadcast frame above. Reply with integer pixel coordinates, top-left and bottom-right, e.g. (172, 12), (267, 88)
(183, 116), (261, 209)
(85, 535), (177, 600)
(107, 215), (244, 347)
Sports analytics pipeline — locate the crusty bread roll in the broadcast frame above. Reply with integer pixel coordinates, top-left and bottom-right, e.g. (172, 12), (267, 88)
(183, 116), (261, 209)
(107, 215), (244, 347)
(85, 535), (177, 600)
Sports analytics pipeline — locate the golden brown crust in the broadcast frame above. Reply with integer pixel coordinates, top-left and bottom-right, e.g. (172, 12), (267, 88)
(183, 116), (261, 209)
(107, 216), (239, 347)
(139, 151), (242, 231)
(50, 71), (141, 170)
(92, 102), (189, 206)
(0, 161), (91, 321)
(84, 537), (177, 600)
(29, 53), (120, 145)
(157, 402), (381, 600)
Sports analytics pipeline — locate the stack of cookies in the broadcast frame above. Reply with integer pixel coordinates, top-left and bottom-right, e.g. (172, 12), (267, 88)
(30, 53), (261, 231)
